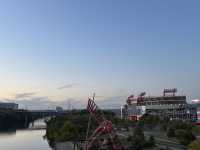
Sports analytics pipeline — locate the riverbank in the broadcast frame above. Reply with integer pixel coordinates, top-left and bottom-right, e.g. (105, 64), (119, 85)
(0, 129), (51, 150)
(0, 118), (52, 150)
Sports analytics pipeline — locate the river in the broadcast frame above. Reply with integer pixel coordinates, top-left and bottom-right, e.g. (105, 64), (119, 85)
(0, 119), (52, 150)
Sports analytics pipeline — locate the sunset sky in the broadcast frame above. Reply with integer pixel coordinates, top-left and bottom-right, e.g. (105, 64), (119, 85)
(0, 0), (199, 109)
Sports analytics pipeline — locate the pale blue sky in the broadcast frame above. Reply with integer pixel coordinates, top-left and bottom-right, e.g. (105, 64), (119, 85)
(0, 0), (199, 108)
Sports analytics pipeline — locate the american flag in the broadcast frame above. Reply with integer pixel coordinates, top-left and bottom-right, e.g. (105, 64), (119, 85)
(87, 98), (105, 123)
(87, 98), (98, 113)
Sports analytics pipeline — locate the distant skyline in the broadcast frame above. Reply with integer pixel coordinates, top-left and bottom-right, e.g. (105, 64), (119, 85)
(0, 0), (199, 109)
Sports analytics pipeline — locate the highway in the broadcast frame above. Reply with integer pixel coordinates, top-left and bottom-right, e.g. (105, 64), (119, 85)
(117, 130), (186, 150)
(55, 142), (74, 150)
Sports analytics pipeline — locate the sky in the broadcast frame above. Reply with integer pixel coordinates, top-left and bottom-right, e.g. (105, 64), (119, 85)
(0, 0), (199, 109)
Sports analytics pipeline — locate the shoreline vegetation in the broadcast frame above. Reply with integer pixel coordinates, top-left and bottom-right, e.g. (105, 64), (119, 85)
(45, 110), (113, 148)
(46, 110), (200, 150)
(45, 110), (154, 149)
(1, 108), (200, 149)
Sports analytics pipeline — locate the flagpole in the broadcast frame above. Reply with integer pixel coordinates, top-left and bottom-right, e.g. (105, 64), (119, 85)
(85, 93), (95, 150)
(85, 114), (91, 150)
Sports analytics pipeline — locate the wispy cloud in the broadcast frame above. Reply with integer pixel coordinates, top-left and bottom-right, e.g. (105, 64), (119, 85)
(6, 95), (126, 110)
(16, 97), (86, 110)
(17, 96), (54, 110)
(58, 83), (79, 90)
(15, 92), (36, 99)
(5, 91), (126, 110)
(5, 90), (87, 110)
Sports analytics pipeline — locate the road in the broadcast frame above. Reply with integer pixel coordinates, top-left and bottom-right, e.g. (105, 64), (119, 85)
(117, 131), (186, 150)
(55, 142), (74, 150)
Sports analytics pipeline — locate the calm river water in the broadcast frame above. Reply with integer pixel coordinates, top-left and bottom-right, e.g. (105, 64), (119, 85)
(0, 120), (52, 150)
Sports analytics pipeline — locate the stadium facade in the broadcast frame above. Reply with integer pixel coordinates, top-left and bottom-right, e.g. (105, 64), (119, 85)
(124, 89), (197, 122)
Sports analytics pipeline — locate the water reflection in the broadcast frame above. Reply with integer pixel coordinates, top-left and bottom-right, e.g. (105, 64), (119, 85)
(0, 119), (51, 150)
(0, 129), (16, 135)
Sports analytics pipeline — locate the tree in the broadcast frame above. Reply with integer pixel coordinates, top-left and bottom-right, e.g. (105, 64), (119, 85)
(46, 109), (122, 149)
(175, 129), (196, 146)
(138, 114), (160, 129)
(167, 127), (175, 138)
(146, 135), (155, 147)
(188, 139), (200, 150)
(160, 123), (168, 131)
(58, 121), (78, 141)
(129, 127), (146, 150)
(113, 118), (135, 131)
(169, 120), (193, 131)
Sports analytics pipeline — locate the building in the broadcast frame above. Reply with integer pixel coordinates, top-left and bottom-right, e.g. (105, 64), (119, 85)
(124, 89), (197, 122)
(191, 99), (200, 125)
(56, 106), (63, 112)
(0, 102), (18, 110)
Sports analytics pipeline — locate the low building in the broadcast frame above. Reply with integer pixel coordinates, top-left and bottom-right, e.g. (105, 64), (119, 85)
(0, 102), (18, 110)
(124, 89), (197, 122)
(56, 106), (64, 112)
(191, 99), (200, 125)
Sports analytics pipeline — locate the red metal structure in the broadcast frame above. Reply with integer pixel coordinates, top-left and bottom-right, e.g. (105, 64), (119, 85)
(85, 97), (124, 150)
(126, 92), (146, 106)
(163, 88), (177, 96)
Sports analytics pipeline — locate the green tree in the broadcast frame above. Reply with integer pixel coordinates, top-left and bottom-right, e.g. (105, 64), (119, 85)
(129, 127), (146, 150)
(57, 121), (78, 141)
(113, 118), (135, 131)
(146, 135), (155, 147)
(169, 120), (193, 131)
(160, 123), (168, 131)
(138, 114), (160, 129)
(175, 129), (196, 146)
(188, 139), (200, 150)
(167, 127), (175, 138)
(192, 126), (200, 136)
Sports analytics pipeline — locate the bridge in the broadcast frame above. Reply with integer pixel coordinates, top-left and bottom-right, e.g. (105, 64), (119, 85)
(26, 110), (69, 130)
(28, 118), (49, 130)
(28, 109), (68, 120)
(11, 109), (69, 128)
